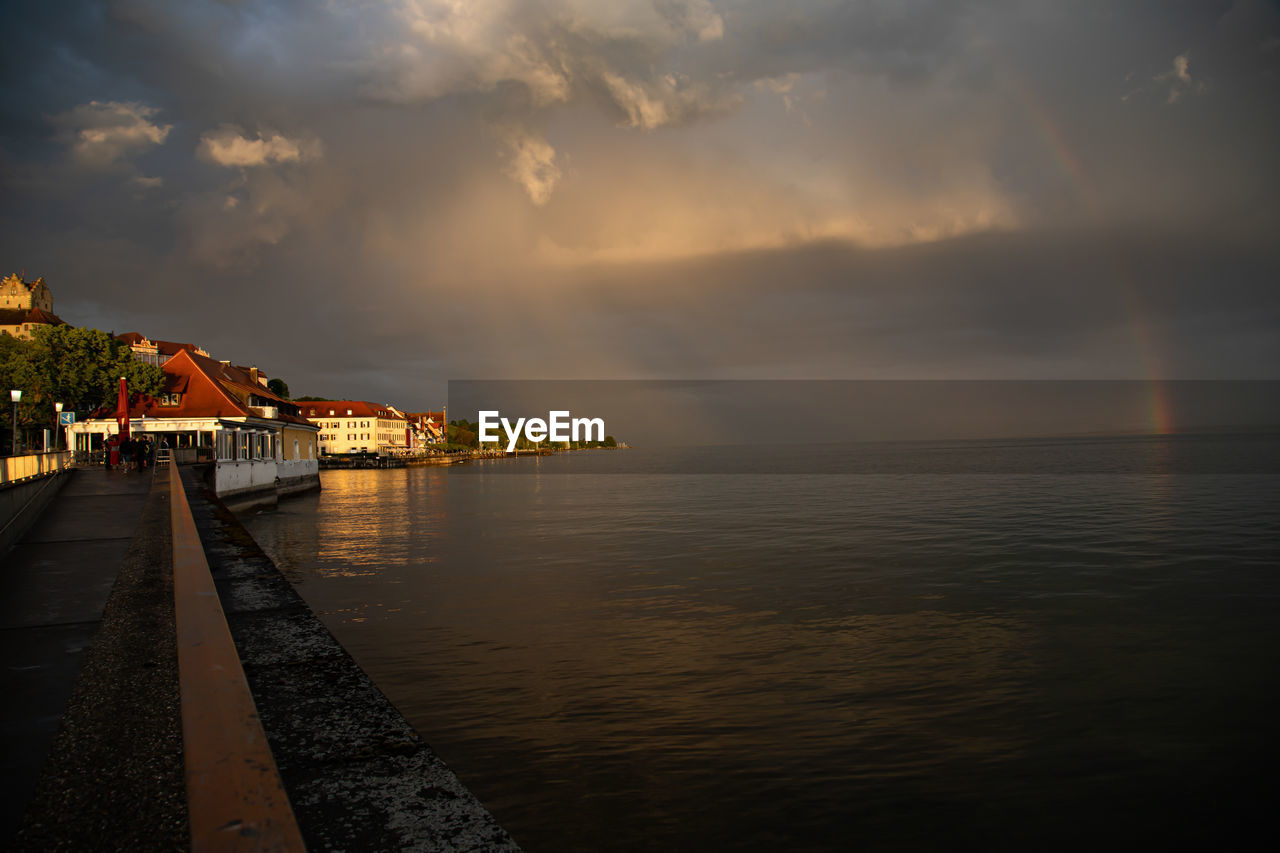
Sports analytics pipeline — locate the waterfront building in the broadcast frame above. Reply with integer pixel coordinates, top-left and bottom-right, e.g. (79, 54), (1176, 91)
(302, 401), (410, 456)
(66, 349), (320, 501)
(0, 273), (67, 338)
(115, 331), (210, 366)
(403, 411), (446, 447)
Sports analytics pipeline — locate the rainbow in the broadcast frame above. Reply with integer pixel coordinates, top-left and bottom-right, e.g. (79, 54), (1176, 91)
(1001, 58), (1173, 434)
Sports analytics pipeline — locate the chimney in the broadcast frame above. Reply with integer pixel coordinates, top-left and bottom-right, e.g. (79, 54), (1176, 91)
(249, 366), (261, 386)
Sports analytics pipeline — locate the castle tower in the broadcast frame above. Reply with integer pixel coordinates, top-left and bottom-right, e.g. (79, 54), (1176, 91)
(1, 274), (65, 339)
(1, 274), (53, 312)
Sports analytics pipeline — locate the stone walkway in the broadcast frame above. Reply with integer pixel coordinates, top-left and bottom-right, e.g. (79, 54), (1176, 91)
(1, 464), (517, 851)
(0, 466), (153, 843)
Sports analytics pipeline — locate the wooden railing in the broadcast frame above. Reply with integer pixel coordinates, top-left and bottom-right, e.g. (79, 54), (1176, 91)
(1, 451), (71, 487)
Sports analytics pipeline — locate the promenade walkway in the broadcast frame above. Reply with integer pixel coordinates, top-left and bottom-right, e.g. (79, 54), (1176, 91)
(0, 467), (159, 844)
(1, 464), (517, 851)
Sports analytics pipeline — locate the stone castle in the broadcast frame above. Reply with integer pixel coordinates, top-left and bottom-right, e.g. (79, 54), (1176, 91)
(1, 274), (65, 339)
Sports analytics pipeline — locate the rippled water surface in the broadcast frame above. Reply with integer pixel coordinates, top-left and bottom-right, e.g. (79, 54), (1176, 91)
(243, 436), (1280, 851)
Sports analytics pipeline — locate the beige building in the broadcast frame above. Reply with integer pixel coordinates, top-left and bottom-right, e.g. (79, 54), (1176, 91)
(302, 401), (410, 456)
(1, 273), (66, 338)
(116, 332), (210, 366)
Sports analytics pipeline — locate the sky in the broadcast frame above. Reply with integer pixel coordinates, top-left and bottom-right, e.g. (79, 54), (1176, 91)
(1, 0), (1278, 411)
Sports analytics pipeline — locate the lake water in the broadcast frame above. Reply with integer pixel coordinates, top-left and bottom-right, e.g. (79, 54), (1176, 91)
(243, 435), (1280, 850)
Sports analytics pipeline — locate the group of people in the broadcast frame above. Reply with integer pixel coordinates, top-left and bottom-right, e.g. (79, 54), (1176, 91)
(105, 435), (163, 472)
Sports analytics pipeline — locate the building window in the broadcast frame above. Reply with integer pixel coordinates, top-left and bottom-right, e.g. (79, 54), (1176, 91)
(159, 392), (182, 406)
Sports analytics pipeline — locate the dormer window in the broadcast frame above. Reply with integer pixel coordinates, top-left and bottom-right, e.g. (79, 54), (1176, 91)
(160, 392), (182, 406)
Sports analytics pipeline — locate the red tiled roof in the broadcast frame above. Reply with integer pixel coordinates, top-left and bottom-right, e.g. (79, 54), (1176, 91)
(300, 401), (405, 420)
(84, 349), (314, 429)
(21, 307), (65, 326)
(116, 332), (206, 357)
(0, 307), (66, 327)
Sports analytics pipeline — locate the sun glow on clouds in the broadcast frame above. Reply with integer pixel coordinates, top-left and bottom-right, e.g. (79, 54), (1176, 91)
(498, 126), (562, 205)
(353, 0), (1023, 261)
(55, 101), (171, 168)
(7, 0), (1279, 393)
(197, 127), (323, 168)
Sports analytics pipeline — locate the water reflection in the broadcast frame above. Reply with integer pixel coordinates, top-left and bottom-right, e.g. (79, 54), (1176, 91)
(242, 440), (1280, 851)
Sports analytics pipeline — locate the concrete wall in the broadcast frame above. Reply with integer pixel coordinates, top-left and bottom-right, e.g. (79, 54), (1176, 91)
(276, 459), (320, 497)
(213, 459), (277, 499)
(215, 458), (319, 507)
(0, 470), (70, 556)
(181, 469), (520, 851)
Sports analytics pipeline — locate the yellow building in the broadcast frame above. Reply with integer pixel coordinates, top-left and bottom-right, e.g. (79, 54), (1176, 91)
(1, 274), (66, 338)
(301, 401), (409, 456)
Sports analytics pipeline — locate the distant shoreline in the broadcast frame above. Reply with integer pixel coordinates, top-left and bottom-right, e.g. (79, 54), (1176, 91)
(317, 444), (626, 470)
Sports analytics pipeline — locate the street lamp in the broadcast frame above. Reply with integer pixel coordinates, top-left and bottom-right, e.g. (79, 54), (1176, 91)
(55, 402), (64, 452)
(10, 389), (21, 456)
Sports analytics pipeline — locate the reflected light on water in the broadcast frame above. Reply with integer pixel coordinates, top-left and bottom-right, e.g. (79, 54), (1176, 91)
(243, 440), (1280, 851)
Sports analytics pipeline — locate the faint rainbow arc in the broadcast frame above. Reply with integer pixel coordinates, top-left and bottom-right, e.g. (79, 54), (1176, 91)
(1001, 65), (1173, 433)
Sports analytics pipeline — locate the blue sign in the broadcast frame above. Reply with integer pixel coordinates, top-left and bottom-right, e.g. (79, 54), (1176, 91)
(58, 411), (76, 425)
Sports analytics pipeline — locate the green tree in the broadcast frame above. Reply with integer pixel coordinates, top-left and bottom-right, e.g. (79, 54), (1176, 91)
(267, 377), (290, 399)
(447, 422), (477, 447)
(3, 327), (164, 452)
(602, 435), (617, 447)
(25, 326), (163, 416)
(0, 334), (38, 451)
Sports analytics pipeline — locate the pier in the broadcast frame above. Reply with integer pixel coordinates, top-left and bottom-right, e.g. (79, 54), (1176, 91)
(1, 462), (519, 851)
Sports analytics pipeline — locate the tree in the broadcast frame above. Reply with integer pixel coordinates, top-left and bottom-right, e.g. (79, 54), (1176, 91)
(24, 326), (163, 416)
(1, 326), (165, 452)
(0, 333), (38, 451)
(602, 435), (617, 447)
(267, 377), (290, 399)
(447, 422), (477, 447)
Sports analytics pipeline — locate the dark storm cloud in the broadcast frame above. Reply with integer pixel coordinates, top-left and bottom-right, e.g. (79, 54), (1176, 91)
(1, 1), (1277, 410)
(414, 226), (1274, 387)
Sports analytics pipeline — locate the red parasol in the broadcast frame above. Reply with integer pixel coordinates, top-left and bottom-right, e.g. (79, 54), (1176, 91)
(115, 376), (130, 440)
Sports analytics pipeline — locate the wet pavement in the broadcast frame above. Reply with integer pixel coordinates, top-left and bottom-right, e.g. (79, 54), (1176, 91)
(0, 466), (154, 843)
(1, 464), (516, 851)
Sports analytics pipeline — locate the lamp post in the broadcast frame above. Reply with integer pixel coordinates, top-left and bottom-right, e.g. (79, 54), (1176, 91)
(55, 402), (64, 452)
(10, 389), (21, 456)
